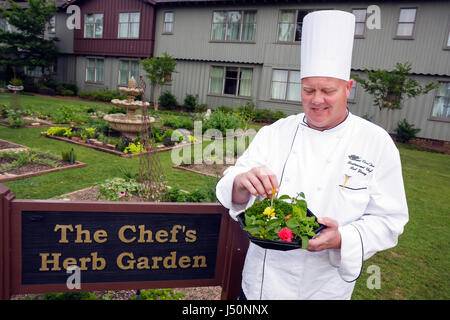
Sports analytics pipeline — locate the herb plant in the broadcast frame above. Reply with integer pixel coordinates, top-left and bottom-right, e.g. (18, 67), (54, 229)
(243, 191), (319, 249)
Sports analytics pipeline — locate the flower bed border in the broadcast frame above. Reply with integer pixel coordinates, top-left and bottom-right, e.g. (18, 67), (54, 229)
(41, 133), (202, 158)
(0, 139), (29, 153)
(172, 165), (219, 178)
(0, 161), (86, 183)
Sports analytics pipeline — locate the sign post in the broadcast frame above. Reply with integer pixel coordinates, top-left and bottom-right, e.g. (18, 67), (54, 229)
(0, 185), (249, 300)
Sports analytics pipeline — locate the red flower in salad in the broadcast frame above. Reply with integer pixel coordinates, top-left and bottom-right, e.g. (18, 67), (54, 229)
(278, 228), (293, 242)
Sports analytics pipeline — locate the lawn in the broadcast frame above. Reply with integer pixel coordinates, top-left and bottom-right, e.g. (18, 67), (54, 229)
(0, 93), (449, 300)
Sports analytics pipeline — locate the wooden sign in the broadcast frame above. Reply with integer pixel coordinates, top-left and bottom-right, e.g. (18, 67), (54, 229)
(0, 185), (249, 300)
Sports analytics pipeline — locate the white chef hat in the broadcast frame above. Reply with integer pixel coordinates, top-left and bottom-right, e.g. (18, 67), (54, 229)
(300, 10), (355, 81)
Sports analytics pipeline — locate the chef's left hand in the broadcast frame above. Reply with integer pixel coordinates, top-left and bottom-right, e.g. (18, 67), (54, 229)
(307, 217), (341, 252)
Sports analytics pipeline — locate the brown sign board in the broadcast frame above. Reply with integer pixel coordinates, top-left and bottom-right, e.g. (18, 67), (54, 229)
(0, 185), (249, 300)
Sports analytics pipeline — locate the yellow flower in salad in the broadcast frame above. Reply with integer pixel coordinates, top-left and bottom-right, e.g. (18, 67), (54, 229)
(263, 206), (276, 218)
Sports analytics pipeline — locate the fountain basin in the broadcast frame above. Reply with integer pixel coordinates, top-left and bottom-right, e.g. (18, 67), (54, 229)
(111, 99), (151, 111)
(104, 114), (156, 139)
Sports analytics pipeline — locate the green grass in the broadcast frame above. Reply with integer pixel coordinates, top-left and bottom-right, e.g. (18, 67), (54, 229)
(352, 148), (450, 299)
(0, 93), (449, 299)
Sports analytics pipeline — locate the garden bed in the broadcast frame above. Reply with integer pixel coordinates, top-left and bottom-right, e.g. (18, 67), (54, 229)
(42, 133), (202, 158)
(173, 162), (232, 178)
(0, 139), (29, 153)
(0, 149), (86, 183)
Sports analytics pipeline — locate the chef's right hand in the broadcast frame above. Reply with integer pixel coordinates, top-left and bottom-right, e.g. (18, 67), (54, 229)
(232, 166), (279, 204)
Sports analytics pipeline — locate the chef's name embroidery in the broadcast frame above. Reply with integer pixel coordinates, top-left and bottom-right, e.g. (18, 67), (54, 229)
(347, 154), (374, 176)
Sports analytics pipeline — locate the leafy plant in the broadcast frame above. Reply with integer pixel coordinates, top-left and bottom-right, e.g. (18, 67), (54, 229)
(141, 52), (178, 110)
(183, 94), (198, 111)
(394, 118), (421, 143)
(61, 149), (76, 163)
(123, 142), (143, 154)
(202, 110), (242, 135)
(97, 178), (142, 201)
(352, 62), (439, 132)
(243, 192), (319, 249)
(158, 90), (178, 110)
(131, 289), (185, 300)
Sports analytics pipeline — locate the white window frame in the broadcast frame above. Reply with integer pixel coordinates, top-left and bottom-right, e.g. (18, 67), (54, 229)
(270, 69), (301, 103)
(84, 13), (104, 38)
(430, 81), (450, 122)
(163, 11), (174, 34)
(118, 12), (140, 39)
(208, 66), (253, 97)
(352, 8), (367, 38)
(277, 9), (311, 43)
(394, 7), (417, 39)
(118, 60), (140, 86)
(210, 10), (257, 42)
(85, 58), (104, 83)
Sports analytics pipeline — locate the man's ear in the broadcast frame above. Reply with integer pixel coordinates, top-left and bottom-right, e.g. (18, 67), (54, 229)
(346, 79), (354, 97)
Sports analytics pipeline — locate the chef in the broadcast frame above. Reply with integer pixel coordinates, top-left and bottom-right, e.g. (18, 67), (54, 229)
(215, 10), (409, 300)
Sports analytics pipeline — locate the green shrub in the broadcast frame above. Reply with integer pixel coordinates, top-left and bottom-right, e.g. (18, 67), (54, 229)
(61, 149), (76, 163)
(253, 108), (286, 123)
(159, 90), (178, 110)
(394, 118), (421, 143)
(59, 89), (75, 96)
(162, 115), (194, 130)
(183, 94), (198, 111)
(202, 110), (242, 135)
(217, 105), (233, 114)
(131, 289), (185, 300)
(195, 103), (208, 113)
(41, 292), (98, 300)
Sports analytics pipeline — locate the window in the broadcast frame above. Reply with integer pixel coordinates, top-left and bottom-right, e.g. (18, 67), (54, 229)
(277, 9), (310, 42)
(119, 60), (140, 86)
(86, 58), (104, 83)
(271, 69), (301, 102)
(211, 11), (256, 42)
(352, 9), (366, 37)
(163, 11), (174, 33)
(118, 12), (140, 38)
(431, 82), (450, 120)
(395, 8), (417, 38)
(445, 26), (450, 49)
(209, 66), (253, 97)
(84, 13), (103, 38)
(48, 16), (56, 34)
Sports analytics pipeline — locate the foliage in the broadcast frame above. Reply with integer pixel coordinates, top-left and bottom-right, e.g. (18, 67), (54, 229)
(123, 141), (143, 154)
(243, 192), (319, 249)
(61, 149), (76, 163)
(97, 177), (142, 201)
(0, 148), (61, 172)
(9, 78), (23, 86)
(141, 52), (177, 110)
(0, 0), (59, 78)
(78, 88), (126, 102)
(394, 118), (421, 143)
(183, 94), (198, 111)
(162, 115), (194, 130)
(254, 108), (286, 123)
(40, 292), (99, 300)
(202, 110), (242, 135)
(158, 90), (178, 110)
(131, 289), (185, 300)
(141, 52), (177, 86)
(352, 62), (438, 111)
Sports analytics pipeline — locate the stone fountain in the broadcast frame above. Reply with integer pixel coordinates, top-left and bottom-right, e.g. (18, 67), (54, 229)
(104, 77), (156, 139)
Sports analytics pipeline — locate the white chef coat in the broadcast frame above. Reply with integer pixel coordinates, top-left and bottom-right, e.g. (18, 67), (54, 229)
(215, 111), (408, 300)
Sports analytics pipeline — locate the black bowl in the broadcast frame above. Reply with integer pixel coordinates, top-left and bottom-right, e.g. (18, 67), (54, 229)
(237, 209), (327, 251)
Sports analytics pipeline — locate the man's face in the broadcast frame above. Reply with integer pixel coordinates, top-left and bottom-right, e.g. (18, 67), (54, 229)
(301, 77), (353, 130)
